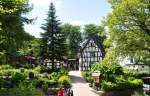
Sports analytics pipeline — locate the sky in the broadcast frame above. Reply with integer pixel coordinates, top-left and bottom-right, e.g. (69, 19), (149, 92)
(24, 0), (112, 38)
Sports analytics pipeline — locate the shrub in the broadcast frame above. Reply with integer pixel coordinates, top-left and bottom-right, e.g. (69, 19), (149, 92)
(0, 65), (13, 70)
(0, 69), (17, 76)
(50, 72), (59, 81)
(124, 69), (150, 78)
(101, 76), (143, 91)
(20, 68), (25, 73)
(12, 72), (27, 86)
(47, 80), (57, 87)
(36, 78), (44, 88)
(42, 83), (48, 93)
(0, 83), (44, 96)
(59, 68), (69, 76)
(128, 77), (143, 88)
(24, 63), (35, 69)
(81, 71), (93, 82)
(92, 62), (123, 81)
(58, 75), (71, 88)
(132, 92), (145, 96)
(0, 78), (12, 88)
(101, 81), (118, 91)
(33, 66), (41, 74)
(40, 66), (48, 73)
(29, 72), (35, 79)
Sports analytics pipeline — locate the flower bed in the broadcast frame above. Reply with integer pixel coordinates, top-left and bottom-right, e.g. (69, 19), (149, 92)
(0, 64), (71, 95)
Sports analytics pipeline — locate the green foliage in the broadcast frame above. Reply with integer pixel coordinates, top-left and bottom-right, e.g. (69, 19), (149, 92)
(0, 83), (44, 96)
(0, 69), (19, 76)
(0, 51), (6, 63)
(0, 0), (33, 55)
(83, 24), (105, 39)
(128, 77), (143, 88)
(50, 72), (59, 81)
(18, 38), (40, 56)
(132, 92), (145, 96)
(61, 23), (82, 58)
(58, 75), (71, 88)
(84, 24), (99, 37)
(0, 64), (70, 94)
(124, 69), (150, 78)
(29, 71), (35, 79)
(81, 71), (93, 82)
(59, 68), (69, 76)
(0, 64), (13, 70)
(101, 76), (143, 91)
(92, 48), (123, 81)
(12, 72), (27, 85)
(92, 62), (123, 81)
(40, 3), (67, 69)
(104, 0), (150, 63)
(42, 83), (48, 93)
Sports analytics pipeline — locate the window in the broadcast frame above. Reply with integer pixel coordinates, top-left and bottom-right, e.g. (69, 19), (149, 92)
(90, 43), (94, 47)
(90, 51), (95, 57)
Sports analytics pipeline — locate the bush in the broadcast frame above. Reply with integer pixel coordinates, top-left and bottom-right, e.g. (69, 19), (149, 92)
(0, 69), (17, 76)
(128, 77), (143, 88)
(47, 80), (57, 87)
(124, 69), (150, 78)
(81, 71), (93, 82)
(50, 72), (59, 81)
(101, 76), (143, 91)
(101, 81), (118, 91)
(58, 75), (71, 88)
(0, 83), (44, 96)
(33, 66), (41, 74)
(20, 68), (25, 73)
(132, 92), (145, 96)
(59, 68), (69, 76)
(92, 62), (123, 81)
(0, 65), (13, 70)
(12, 72), (27, 86)
(0, 78), (12, 88)
(29, 72), (35, 79)
(42, 83), (48, 93)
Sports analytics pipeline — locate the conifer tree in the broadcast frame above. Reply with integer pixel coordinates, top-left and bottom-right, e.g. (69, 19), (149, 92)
(41, 3), (66, 69)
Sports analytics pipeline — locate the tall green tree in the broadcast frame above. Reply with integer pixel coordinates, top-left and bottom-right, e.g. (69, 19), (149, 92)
(104, 0), (150, 64)
(0, 0), (32, 55)
(18, 37), (40, 56)
(83, 24), (106, 48)
(61, 23), (82, 58)
(83, 24), (100, 38)
(41, 3), (66, 69)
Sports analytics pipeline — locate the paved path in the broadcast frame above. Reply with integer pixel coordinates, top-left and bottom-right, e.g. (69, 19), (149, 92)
(69, 71), (99, 96)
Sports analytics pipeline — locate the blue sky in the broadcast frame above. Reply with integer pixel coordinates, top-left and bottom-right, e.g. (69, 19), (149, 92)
(24, 0), (111, 37)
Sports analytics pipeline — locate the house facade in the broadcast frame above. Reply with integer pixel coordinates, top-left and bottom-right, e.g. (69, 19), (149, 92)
(79, 36), (105, 71)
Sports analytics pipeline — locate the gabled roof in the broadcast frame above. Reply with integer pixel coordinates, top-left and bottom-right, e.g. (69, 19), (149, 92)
(80, 35), (105, 57)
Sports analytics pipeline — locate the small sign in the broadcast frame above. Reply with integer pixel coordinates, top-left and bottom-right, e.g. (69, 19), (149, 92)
(92, 71), (101, 77)
(92, 71), (101, 83)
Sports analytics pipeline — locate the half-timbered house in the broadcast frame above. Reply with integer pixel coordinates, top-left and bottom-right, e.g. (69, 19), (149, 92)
(79, 36), (105, 71)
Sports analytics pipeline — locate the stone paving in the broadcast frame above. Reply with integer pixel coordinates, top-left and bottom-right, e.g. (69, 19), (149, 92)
(69, 71), (99, 96)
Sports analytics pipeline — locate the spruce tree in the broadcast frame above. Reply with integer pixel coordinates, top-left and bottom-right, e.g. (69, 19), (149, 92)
(41, 3), (66, 69)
